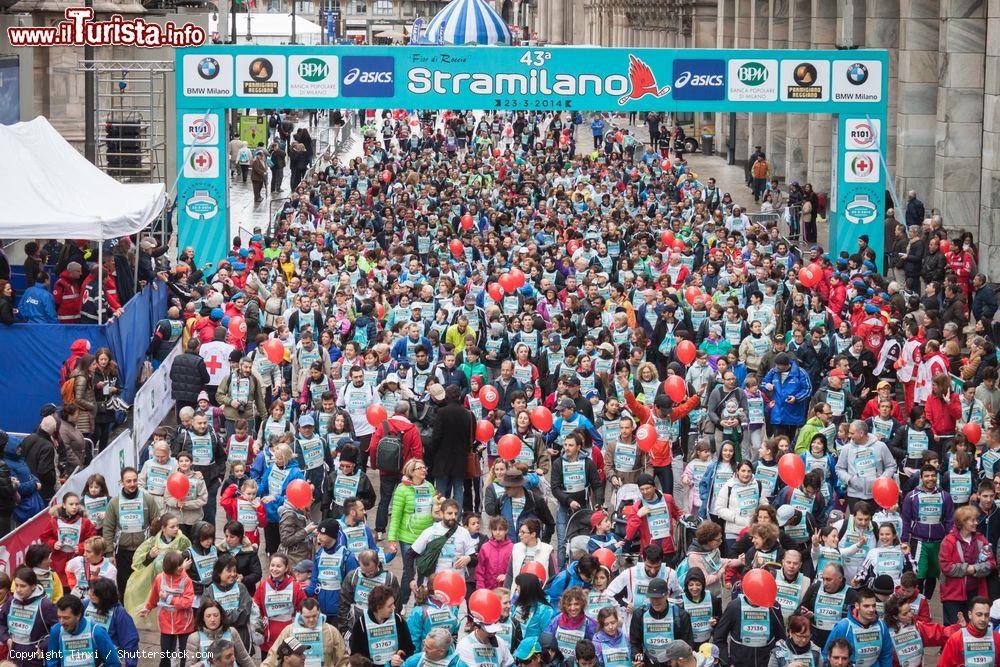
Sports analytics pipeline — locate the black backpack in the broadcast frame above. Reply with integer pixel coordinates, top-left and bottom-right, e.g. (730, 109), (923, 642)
(374, 420), (404, 475)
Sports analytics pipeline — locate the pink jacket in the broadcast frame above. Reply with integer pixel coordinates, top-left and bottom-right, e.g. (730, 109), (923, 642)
(475, 537), (513, 591)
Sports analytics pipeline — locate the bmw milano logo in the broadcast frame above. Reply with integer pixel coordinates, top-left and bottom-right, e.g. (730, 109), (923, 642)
(197, 57), (220, 80)
(846, 62), (869, 85)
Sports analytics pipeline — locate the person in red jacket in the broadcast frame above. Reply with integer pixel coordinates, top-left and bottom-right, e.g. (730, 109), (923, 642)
(40, 492), (96, 587)
(860, 380), (904, 421)
(893, 572), (932, 625)
(937, 596), (1000, 667)
(53, 262), (83, 323)
(623, 389), (700, 496)
(925, 373), (962, 439)
(368, 400), (423, 540)
(254, 553), (307, 654)
(624, 473), (683, 560)
(938, 506), (996, 625)
(883, 592), (963, 667)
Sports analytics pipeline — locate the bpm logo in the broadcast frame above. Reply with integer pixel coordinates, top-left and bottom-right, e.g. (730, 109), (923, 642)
(341, 56), (394, 97)
(671, 59), (724, 101)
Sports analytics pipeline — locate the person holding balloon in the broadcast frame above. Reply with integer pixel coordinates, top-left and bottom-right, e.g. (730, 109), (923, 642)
(712, 569), (785, 665)
(172, 410), (227, 527)
(123, 512), (192, 626)
(623, 385), (700, 500)
(137, 440), (178, 511)
(258, 442), (306, 556)
(101, 467), (162, 598)
(835, 420), (898, 513)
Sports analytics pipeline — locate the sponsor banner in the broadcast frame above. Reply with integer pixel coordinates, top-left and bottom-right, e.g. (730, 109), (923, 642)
(132, 341), (182, 449)
(238, 114), (267, 147)
(182, 113), (219, 146)
(57, 430), (133, 502)
(779, 59), (829, 102)
(671, 59), (725, 101)
(844, 117), (880, 150)
(175, 46), (885, 113)
(182, 54), (234, 97)
(844, 150), (880, 183)
(831, 60), (882, 102)
(0, 511), (49, 575)
(727, 59), (778, 102)
(290, 55), (339, 97)
(183, 146), (220, 178)
(236, 54), (287, 97)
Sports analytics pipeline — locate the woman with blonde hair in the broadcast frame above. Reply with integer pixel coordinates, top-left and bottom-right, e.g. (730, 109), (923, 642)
(258, 442), (305, 556)
(386, 457), (436, 612)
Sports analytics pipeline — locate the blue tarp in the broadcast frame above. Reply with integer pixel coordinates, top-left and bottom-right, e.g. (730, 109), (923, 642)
(0, 282), (167, 433)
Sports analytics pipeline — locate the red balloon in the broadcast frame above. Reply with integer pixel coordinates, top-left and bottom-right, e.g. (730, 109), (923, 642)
(493, 148), (501, 157)
(872, 477), (900, 510)
(497, 434), (523, 461)
(940, 239), (951, 254)
(567, 240), (581, 255)
(615, 131), (623, 142)
(227, 315), (246, 340)
(661, 230), (675, 247)
(664, 375), (686, 403)
(449, 239), (465, 257)
(498, 273), (516, 294)
(476, 419), (495, 443)
(487, 283), (504, 302)
(742, 569), (778, 608)
(285, 479), (313, 509)
(468, 589), (502, 624)
(380, 169), (392, 183)
(661, 159), (670, 170)
(519, 561), (548, 585)
(166, 472), (189, 500)
(480, 385), (500, 410)
(672, 239), (684, 252)
(684, 287), (702, 306)
(510, 268), (526, 288)
(433, 570), (466, 606)
(800, 266), (820, 288)
(262, 339), (285, 365)
(593, 547), (616, 569)
(530, 406), (553, 432)
(777, 453), (805, 489)
(963, 422), (983, 445)
(461, 214), (475, 230)
(366, 404), (388, 427)
(676, 340), (696, 365)
(635, 424), (656, 452)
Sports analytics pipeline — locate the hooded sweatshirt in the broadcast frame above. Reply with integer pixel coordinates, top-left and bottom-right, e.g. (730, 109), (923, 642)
(4, 436), (44, 523)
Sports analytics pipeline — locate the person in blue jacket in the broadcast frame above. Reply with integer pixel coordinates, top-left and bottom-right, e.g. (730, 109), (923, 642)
(544, 553), (598, 607)
(512, 573), (556, 648)
(47, 593), (121, 667)
(3, 432), (45, 525)
(546, 398), (603, 448)
(822, 587), (894, 667)
(17, 273), (58, 324)
(305, 518), (358, 619)
(761, 353), (813, 439)
(390, 323), (432, 365)
(258, 442), (304, 555)
(81, 578), (140, 667)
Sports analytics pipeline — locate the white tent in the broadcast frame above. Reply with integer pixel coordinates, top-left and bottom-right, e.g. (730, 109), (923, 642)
(210, 12), (323, 45)
(0, 116), (165, 240)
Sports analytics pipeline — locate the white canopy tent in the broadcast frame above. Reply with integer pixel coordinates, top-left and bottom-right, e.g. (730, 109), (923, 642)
(209, 13), (323, 45)
(0, 116), (166, 321)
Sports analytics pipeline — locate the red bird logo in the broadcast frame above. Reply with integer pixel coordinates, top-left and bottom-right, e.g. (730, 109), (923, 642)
(618, 55), (671, 106)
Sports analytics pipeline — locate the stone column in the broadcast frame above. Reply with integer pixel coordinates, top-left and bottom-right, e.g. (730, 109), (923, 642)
(733, 0), (751, 167)
(748, 0), (769, 161)
(784, 0), (810, 184)
(933, 0), (986, 235)
(979, 1), (1000, 273)
(716, 0), (736, 154)
(693, 0), (718, 48)
(806, 0), (835, 195)
(766, 0), (788, 180)
(895, 0), (939, 204)
(865, 0), (899, 175)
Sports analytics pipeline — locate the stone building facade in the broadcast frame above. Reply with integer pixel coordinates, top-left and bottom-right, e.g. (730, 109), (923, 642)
(535, 0), (1000, 271)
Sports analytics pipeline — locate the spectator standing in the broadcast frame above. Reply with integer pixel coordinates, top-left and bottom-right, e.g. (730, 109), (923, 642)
(70, 354), (97, 442)
(426, 385), (475, 508)
(170, 339), (210, 416)
(17, 272), (57, 323)
(53, 262), (83, 323)
(21, 415), (58, 503)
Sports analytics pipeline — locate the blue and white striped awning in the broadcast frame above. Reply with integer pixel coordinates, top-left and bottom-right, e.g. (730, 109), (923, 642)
(424, 0), (512, 45)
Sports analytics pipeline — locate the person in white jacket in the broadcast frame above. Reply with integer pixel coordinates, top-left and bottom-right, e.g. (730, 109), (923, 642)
(713, 460), (761, 551)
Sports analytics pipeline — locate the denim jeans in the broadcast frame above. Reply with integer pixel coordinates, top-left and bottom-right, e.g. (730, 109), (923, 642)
(376, 475), (400, 533)
(435, 475), (465, 509)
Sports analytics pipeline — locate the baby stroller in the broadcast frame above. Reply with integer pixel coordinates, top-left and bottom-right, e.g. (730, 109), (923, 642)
(676, 513), (704, 556)
(610, 483), (642, 541)
(564, 507), (596, 563)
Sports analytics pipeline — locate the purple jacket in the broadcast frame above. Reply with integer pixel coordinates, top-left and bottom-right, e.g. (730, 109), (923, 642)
(0, 587), (58, 667)
(900, 486), (955, 542)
